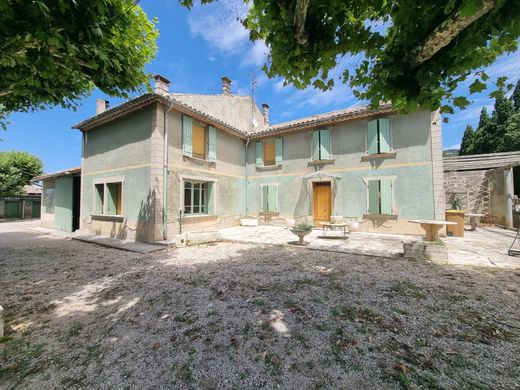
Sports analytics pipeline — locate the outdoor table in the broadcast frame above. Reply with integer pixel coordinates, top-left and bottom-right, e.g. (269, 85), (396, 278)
(465, 213), (485, 231)
(409, 220), (457, 242)
(319, 222), (348, 238)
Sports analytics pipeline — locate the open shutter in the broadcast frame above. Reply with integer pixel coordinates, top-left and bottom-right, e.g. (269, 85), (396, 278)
(207, 182), (215, 214)
(182, 115), (193, 157)
(262, 186), (269, 211)
(275, 138), (283, 165)
(268, 185), (278, 212)
(319, 130), (331, 160)
(95, 184), (104, 214)
(380, 179), (393, 214)
(378, 118), (391, 153)
(367, 119), (378, 154)
(107, 183), (117, 215)
(368, 180), (380, 214)
(208, 125), (217, 161)
(312, 131), (320, 160)
(256, 141), (263, 167)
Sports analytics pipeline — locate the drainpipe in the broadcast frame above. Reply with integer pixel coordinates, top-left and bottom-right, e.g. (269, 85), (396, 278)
(245, 137), (250, 217)
(163, 101), (174, 240)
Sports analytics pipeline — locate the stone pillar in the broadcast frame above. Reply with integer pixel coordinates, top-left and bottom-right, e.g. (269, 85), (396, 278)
(505, 167), (514, 229)
(149, 103), (165, 242)
(430, 110), (446, 220)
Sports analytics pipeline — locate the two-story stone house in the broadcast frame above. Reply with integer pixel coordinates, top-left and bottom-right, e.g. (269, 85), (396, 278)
(66, 75), (444, 243)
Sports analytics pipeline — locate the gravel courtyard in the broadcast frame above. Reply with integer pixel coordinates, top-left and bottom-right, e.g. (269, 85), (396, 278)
(1, 221), (520, 389)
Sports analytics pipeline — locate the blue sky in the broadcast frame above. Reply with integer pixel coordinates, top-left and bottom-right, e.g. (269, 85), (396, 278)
(2, 0), (519, 173)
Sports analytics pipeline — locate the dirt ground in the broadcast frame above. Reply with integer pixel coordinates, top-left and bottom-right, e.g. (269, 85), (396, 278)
(1, 222), (520, 389)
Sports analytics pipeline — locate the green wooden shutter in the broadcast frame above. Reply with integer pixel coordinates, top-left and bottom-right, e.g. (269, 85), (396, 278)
(312, 130), (320, 160)
(107, 183), (117, 215)
(182, 115), (193, 157)
(319, 130), (331, 160)
(95, 184), (104, 214)
(368, 180), (380, 214)
(262, 185), (269, 211)
(256, 141), (263, 167)
(378, 118), (391, 153)
(208, 125), (217, 161)
(268, 185), (278, 212)
(367, 120), (378, 154)
(380, 179), (393, 214)
(275, 138), (283, 165)
(207, 182), (215, 214)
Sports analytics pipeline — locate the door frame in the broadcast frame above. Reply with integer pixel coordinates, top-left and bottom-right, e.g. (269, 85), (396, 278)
(310, 180), (333, 224)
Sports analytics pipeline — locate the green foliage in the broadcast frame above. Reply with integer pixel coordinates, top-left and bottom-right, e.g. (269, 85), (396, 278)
(0, 151), (43, 194)
(462, 82), (520, 155)
(0, 0), (158, 129)
(293, 222), (314, 231)
(225, 0), (520, 114)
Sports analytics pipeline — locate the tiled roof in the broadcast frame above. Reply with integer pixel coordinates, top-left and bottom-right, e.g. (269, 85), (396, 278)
(33, 167), (81, 181)
(443, 151), (520, 171)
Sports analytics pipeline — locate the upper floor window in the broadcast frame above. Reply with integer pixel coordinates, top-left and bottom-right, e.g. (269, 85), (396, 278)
(256, 138), (283, 167)
(182, 115), (216, 162)
(367, 118), (391, 155)
(367, 179), (393, 215)
(312, 129), (331, 160)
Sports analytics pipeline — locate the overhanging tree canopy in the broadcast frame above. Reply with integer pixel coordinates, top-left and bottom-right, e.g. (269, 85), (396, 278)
(0, 0), (158, 129)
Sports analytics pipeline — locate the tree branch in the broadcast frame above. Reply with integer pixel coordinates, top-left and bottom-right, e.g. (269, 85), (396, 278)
(294, 0), (310, 45)
(410, 0), (495, 67)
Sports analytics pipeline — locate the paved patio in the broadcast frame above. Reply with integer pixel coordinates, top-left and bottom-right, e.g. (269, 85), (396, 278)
(220, 225), (520, 268)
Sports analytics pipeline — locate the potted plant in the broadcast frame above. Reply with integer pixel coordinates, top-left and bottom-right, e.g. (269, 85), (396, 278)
(289, 223), (314, 246)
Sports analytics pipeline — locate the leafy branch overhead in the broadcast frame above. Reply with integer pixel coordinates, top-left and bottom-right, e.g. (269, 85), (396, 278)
(0, 0), (158, 129)
(194, 0), (518, 114)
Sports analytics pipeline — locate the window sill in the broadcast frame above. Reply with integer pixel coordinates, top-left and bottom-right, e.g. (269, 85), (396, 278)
(182, 214), (218, 224)
(91, 214), (125, 222)
(308, 159), (335, 166)
(259, 211), (279, 217)
(183, 155), (216, 166)
(363, 213), (398, 220)
(256, 164), (281, 171)
(361, 152), (396, 161)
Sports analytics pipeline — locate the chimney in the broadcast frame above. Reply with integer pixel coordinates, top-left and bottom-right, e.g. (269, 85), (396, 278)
(262, 103), (270, 126)
(153, 74), (170, 95)
(221, 76), (232, 96)
(96, 99), (109, 115)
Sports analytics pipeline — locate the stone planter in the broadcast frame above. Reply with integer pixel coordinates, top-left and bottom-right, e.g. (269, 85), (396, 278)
(289, 229), (312, 246)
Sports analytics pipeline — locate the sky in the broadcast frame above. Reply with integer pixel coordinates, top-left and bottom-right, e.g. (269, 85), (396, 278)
(2, 0), (519, 173)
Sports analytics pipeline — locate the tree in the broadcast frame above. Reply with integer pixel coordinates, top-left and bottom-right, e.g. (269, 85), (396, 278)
(512, 80), (520, 111)
(459, 125), (475, 155)
(183, 0), (519, 114)
(504, 112), (520, 151)
(0, 151), (43, 195)
(0, 0), (158, 129)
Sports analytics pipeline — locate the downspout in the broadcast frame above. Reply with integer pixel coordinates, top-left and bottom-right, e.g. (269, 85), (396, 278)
(245, 137), (250, 217)
(163, 100), (174, 240)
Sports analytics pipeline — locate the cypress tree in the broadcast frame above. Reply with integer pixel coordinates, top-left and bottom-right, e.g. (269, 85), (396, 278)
(512, 80), (520, 112)
(459, 125), (475, 155)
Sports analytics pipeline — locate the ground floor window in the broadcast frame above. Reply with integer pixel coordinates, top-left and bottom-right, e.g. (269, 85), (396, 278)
(184, 180), (209, 215)
(261, 184), (278, 212)
(367, 179), (393, 215)
(44, 187), (55, 214)
(94, 181), (123, 216)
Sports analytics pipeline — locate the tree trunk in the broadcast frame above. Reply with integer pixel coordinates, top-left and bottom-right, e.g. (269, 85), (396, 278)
(294, 0), (310, 45)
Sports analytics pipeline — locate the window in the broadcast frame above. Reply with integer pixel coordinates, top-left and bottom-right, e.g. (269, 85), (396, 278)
(367, 118), (391, 154)
(94, 181), (122, 216)
(184, 181), (210, 215)
(255, 138), (283, 167)
(182, 115), (216, 161)
(44, 187), (55, 214)
(312, 129), (331, 160)
(261, 184), (278, 212)
(367, 179), (393, 215)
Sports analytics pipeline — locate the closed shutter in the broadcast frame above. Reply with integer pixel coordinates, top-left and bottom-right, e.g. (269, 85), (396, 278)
(208, 126), (217, 161)
(182, 115), (193, 157)
(378, 118), (391, 153)
(380, 179), (393, 214)
(256, 141), (264, 167)
(262, 185), (269, 211)
(268, 185), (278, 212)
(319, 130), (331, 160)
(95, 184), (104, 214)
(275, 138), (283, 165)
(312, 131), (320, 160)
(107, 183), (118, 215)
(368, 180), (380, 214)
(367, 119), (378, 154)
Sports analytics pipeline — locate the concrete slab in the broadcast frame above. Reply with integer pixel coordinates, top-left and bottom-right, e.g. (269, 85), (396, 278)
(73, 235), (164, 254)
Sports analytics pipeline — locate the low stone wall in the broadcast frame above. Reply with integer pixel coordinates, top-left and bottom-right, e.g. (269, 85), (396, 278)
(403, 241), (448, 261)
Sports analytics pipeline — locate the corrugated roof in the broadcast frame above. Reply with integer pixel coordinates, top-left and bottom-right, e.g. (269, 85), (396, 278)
(443, 151), (520, 172)
(33, 167), (81, 181)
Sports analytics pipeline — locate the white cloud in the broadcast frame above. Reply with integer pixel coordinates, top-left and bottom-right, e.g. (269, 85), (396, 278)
(241, 40), (269, 67)
(444, 143), (461, 150)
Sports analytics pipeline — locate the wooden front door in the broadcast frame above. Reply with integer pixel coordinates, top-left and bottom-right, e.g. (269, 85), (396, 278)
(313, 182), (331, 226)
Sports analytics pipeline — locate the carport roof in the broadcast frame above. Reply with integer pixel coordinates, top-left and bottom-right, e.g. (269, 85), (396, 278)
(33, 167), (81, 181)
(443, 151), (520, 172)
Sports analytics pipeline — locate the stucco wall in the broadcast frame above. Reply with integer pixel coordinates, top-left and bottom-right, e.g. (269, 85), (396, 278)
(55, 176), (74, 232)
(246, 110), (435, 234)
(41, 178), (56, 229)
